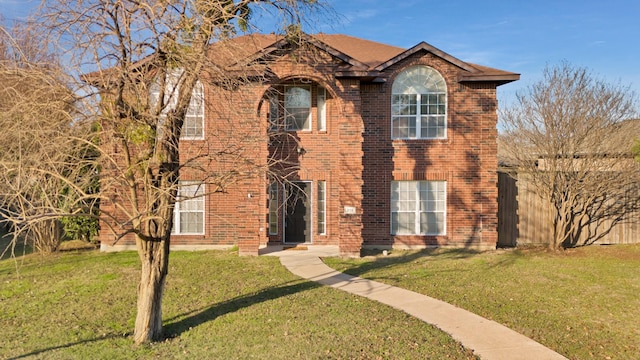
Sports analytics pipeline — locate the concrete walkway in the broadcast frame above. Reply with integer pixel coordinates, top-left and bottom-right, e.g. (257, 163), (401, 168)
(263, 246), (567, 360)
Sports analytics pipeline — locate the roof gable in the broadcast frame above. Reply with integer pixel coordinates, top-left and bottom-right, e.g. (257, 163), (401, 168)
(375, 41), (479, 73)
(226, 33), (372, 72)
(375, 41), (519, 85)
(183, 33), (520, 85)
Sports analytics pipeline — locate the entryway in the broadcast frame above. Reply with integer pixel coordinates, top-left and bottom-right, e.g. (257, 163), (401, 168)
(284, 181), (312, 244)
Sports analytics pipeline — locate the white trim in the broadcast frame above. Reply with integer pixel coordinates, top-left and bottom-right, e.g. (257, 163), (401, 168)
(391, 66), (447, 140)
(284, 85), (312, 131)
(173, 182), (205, 235)
(391, 180), (447, 236)
(317, 87), (326, 131)
(268, 182), (279, 235)
(181, 81), (205, 140)
(149, 71), (204, 140)
(317, 180), (326, 235)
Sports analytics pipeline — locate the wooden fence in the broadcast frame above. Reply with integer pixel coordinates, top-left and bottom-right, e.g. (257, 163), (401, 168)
(497, 171), (640, 247)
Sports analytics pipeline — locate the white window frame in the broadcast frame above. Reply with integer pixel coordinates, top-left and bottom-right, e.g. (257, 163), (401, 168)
(391, 181), (446, 236)
(391, 66), (447, 140)
(317, 181), (326, 235)
(317, 87), (326, 131)
(267, 92), (280, 132)
(284, 85), (312, 131)
(150, 70), (205, 140)
(182, 81), (205, 140)
(268, 182), (279, 235)
(173, 182), (205, 235)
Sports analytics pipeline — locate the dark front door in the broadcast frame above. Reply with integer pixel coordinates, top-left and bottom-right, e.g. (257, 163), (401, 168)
(284, 182), (311, 243)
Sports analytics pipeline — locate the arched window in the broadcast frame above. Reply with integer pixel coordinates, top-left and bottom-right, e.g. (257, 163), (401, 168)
(391, 66), (447, 139)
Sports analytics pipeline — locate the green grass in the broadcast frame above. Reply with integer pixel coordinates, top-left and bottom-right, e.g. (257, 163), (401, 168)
(325, 245), (640, 360)
(0, 250), (476, 359)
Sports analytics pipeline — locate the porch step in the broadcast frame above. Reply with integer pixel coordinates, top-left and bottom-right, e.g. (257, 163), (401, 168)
(283, 246), (308, 251)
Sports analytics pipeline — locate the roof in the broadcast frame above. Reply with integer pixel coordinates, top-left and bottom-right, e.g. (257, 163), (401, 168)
(84, 33), (520, 86)
(312, 34), (405, 68)
(230, 33), (519, 85)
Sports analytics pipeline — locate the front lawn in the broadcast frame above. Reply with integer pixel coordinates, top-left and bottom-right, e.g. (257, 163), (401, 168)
(325, 245), (640, 360)
(0, 249), (475, 359)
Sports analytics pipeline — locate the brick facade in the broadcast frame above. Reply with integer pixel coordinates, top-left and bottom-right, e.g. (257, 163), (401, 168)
(98, 34), (518, 255)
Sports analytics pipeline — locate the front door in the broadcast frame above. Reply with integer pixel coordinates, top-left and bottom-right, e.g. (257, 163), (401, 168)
(284, 182), (311, 244)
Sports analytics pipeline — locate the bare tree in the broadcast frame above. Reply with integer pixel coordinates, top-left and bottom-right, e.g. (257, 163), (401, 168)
(500, 62), (639, 250)
(30, 0), (330, 344)
(0, 20), (96, 256)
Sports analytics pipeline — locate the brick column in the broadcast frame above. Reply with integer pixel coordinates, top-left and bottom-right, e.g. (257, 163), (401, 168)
(237, 186), (261, 256)
(337, 79), (364, 257)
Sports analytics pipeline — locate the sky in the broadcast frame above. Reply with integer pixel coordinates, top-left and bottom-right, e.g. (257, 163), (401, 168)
(323, 0), (640, 107)
(1, 0), (639, 107)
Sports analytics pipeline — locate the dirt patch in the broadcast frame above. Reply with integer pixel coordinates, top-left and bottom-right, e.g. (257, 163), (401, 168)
(59, 240), (99, 251)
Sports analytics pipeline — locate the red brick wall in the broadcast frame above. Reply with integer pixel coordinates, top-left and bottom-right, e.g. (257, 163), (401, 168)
(98, 44), (500, 253)
(360, 51), (499, 249)
(263, 48), (365, 254)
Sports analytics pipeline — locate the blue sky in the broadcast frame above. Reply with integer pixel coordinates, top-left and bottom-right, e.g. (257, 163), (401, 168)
(2, 0), (639, 106)
(324, 0), (640, 106)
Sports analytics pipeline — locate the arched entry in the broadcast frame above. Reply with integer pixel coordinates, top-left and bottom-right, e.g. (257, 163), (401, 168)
(260, 78), (334, 245)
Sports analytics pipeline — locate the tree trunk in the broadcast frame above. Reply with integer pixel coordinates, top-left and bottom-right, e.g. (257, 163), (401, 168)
(134, 236), (170, 344)
(551, 217), (563, 250)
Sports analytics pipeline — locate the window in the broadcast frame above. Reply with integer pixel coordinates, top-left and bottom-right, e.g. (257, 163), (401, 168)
(317, 181), (326, 234)
(317, 87), (326, 131)
(150, 71), (204, 139)
(285, 86), (311, 131)
(268, 92), (279, 132)
(391, 181), (446, 235)
(391, 66), (447, 139)
(183, 82), (204, 139)
(269, 183), (279, 235)
(173, 182), (205, 234)
(267, 84), (328, 132)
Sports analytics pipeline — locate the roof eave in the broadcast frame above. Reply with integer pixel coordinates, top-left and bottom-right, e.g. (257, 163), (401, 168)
(459, 73), (521, 86)
(334, 70), (383, 77)
(81, 55), (157, 88)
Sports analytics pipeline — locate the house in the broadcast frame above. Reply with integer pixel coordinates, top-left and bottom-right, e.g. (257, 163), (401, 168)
(98, 33), (519, 256)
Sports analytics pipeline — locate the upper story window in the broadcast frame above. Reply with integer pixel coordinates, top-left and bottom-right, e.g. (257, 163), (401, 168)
(150, 70), (204, 140)
(391, 66), (447, 139)
(267, 84), (328, 133)
(285, 86), (311, 131)
(183, 82), (204, 139)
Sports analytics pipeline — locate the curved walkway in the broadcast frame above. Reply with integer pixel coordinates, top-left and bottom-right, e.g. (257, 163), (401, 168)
(263, 246), (567, 360)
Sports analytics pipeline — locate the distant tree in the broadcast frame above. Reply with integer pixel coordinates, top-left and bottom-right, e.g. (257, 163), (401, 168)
(0, 20), (96, 255)
(59, 137), (101, 244)
(36, 0), (329, 344)
(500, 62), (639, 250)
